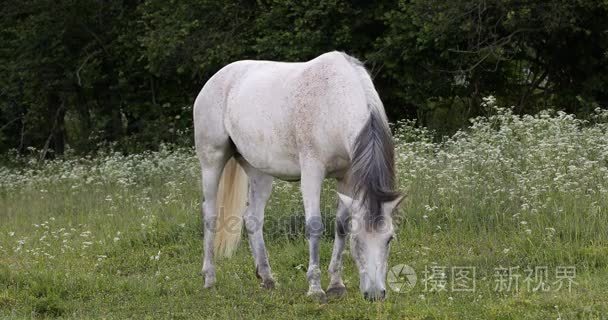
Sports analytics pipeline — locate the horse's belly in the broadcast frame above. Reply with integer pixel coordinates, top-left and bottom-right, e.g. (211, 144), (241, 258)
(234, 140), (302, 179)
(226, 111), (302, 179)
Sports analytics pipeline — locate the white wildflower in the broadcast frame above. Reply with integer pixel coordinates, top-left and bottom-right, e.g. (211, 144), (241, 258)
(150, 251), (161, 261)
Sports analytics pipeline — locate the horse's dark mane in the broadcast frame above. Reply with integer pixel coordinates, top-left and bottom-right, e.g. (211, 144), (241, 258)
(342, 53), (399, 228)
(349, 108), (400, 227)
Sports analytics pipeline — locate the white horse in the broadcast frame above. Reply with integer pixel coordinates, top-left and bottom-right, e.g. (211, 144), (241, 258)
(193, 51), (403, 301)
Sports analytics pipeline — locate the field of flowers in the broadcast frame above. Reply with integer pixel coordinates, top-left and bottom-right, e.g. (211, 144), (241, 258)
(1, 104), (608, 319)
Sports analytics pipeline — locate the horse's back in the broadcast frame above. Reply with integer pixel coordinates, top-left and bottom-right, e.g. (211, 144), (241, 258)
(195, 52), (369, 179)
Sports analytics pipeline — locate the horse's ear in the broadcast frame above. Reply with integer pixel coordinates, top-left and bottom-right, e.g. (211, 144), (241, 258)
(383, 194), (405, 212)
(337, 192), (353, 208)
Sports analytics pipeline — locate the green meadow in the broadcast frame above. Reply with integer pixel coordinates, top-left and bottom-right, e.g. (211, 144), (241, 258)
(2, 106), (608, 319)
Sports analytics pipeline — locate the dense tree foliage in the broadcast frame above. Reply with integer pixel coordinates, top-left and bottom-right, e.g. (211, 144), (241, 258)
(1, 0), (607, 154)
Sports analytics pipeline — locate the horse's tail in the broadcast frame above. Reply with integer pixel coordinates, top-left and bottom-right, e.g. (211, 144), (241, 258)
(215, 157), (248, 257)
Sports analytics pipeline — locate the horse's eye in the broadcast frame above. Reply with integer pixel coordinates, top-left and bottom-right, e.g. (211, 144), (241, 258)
(387, 235), (394, 245)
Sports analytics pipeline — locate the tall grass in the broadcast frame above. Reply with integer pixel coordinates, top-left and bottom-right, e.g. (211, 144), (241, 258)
(1, 103), (608, 318)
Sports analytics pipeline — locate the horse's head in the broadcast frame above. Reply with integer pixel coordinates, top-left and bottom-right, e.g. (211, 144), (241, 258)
(338, 193), (404, 301)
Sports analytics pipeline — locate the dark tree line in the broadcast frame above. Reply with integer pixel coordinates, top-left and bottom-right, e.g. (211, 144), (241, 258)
(1, 0), (607, 155)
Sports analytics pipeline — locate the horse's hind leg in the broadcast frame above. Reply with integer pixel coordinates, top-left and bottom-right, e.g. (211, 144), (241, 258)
(327, 179), (350, 298)
(197, 142), (231, 288)
(241, 165), (275, 288)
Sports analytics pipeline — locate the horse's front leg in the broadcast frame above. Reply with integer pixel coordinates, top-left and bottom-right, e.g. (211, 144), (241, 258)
(327, 180), (350, 298)
(300, 163), (327, 303)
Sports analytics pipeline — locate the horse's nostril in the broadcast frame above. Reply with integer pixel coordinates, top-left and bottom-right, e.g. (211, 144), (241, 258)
(364, 290), (386, 301)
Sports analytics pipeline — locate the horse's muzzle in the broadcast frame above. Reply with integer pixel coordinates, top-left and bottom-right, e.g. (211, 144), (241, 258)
(363, 289), (386, 301)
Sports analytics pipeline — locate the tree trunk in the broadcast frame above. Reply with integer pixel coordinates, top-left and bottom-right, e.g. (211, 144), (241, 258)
(75, 86), (92, 151)
(48, 93), (66, 155)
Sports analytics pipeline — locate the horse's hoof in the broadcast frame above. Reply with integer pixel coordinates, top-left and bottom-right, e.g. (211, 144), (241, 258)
(203, 278), (216, 289)
(307, 290), (328, 304)
(261, 279), (275, 289)
(326, 285), (346, 298)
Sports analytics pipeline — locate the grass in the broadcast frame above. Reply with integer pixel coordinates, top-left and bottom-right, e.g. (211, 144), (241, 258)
(1, 105), (608, 319)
